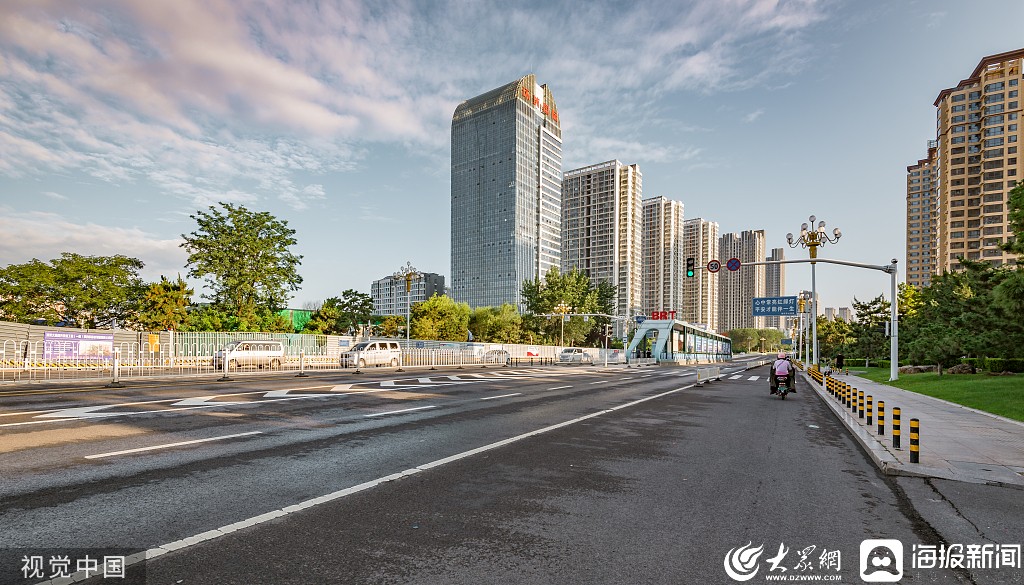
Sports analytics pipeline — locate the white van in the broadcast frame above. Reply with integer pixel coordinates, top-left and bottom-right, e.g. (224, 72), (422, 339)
(213, 340), (286, 370)
(340, 341), (402, 368)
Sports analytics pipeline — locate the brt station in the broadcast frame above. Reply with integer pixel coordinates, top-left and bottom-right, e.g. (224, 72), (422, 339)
(624, 317), (732, 365)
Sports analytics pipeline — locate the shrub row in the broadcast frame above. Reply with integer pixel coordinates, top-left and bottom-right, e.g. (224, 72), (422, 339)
(959, 357), (1024, 373)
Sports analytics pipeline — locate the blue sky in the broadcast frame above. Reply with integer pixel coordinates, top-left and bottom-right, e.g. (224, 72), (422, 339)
(1, 0), (1022, 314)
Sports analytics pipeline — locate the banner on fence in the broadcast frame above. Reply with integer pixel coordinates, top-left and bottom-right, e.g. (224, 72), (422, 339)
(43, 332), (114, 360)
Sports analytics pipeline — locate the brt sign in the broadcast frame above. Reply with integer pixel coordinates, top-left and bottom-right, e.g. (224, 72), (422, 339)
(752, 296), (798, 316)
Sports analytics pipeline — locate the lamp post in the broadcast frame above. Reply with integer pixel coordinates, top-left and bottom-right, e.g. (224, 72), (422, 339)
(787, 215), (841, 366)
(555, 301), (570, 347)
(759, 337), (766, 354)
(392, 262), (422, 349)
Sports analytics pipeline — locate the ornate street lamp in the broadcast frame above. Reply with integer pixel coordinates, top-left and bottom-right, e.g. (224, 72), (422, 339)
(392, 262), (422, 350)
(787, 215), (841, 366)
(555, 301), (570, 347)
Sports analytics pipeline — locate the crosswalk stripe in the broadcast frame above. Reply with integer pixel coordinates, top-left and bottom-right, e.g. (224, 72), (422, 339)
(748, 376), (759, 381)
(729, 375), (742, 380)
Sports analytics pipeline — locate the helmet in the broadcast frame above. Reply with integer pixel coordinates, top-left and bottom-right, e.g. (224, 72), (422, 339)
(778, 352), (786, 359)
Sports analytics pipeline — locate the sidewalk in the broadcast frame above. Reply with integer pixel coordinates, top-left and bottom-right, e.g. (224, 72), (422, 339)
(806, 370), (1024, 489)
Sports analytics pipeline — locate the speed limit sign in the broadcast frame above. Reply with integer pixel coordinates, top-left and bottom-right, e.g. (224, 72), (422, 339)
(707, 259), (721, 273)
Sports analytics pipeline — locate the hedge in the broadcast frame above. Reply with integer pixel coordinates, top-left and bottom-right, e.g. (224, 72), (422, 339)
(957, 357), (1024, 372)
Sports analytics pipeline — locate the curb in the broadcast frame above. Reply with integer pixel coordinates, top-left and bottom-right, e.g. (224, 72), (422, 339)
(803, 372), (1024, 490)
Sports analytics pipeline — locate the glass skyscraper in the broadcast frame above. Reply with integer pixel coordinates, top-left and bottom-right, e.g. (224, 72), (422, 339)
(451, 74), (562, 309)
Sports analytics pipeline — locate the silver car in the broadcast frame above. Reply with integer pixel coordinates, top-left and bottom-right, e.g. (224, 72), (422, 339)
(558, 347), (593, 364)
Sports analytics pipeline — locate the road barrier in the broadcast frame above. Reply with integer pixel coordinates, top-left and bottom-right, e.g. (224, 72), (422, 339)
(910, 419), (920, 463)
(812, 370), (919, 464)
(892, 407), (902, 450)
(696, 366), (721, 383)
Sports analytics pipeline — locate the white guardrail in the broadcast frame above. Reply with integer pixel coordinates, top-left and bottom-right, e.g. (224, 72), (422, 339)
(695, 366), (722, 383)
(0, 336), (630, 383)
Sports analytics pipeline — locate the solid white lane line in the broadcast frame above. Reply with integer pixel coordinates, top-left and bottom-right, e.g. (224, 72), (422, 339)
(84, 431), (263, 460)
(548, 385), (572, 390)
(588, 380), (609, 385)
(364, 405), (437, 418)
(480, 393), (522, 401)
(85, 382), (696, 580)
(0, 410), (52, 418)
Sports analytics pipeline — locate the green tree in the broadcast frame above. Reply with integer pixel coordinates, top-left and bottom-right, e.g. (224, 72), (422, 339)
(850, 295), (890, 363)
(181, 304), (291, 332)
(181, 203), (302, 323)
(303, 290), (375, 335)
(469, 304), (523, 343)
(816, 317), (854, 361)
(379, 315), (405, 337)
(136, 276), (194, 331)
(411, 294), (470, 341)
(0, 253), (145, 328)
(520, 268), (613, 346)
(727, 328), (784, 353)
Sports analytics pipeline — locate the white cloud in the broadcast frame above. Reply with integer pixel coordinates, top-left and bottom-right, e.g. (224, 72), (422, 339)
(0, 209), (188, 281)
(744, 108), (765, 123)
(0, 0), (827, 207)
(41, 191), (68, 200)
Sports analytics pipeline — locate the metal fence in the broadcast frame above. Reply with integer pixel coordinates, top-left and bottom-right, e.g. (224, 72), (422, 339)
(0, 321), (630, 383)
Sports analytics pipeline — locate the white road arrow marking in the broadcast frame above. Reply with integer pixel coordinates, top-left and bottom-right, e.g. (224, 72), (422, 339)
(171, 396), (244, 407)
(263, 390), (326, 398)
(36, 406), (131, 419)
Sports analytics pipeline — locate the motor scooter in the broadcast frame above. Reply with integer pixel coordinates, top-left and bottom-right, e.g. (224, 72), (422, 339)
(769, 369), (793, 399)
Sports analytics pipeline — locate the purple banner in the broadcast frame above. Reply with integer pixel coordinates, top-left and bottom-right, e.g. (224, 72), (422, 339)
(43, 332), (114, 360)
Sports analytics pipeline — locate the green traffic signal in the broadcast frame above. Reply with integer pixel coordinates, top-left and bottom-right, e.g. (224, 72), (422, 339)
(686, 257), (695, 278)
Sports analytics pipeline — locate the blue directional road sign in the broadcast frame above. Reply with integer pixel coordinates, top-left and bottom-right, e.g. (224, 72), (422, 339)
(635, 316), (647, 324)
(752, 296), (799, 316)
(781, 338), (793, 345)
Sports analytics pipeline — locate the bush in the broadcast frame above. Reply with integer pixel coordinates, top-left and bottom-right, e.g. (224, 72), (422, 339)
(1003, 358), (1024, 373)
(877, 360), (890, 370)
(985, 358), (1006, 372)
(961, 358), (984, 370)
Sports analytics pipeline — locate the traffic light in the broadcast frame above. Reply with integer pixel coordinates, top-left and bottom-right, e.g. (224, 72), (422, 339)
(686, 257), (695, 278)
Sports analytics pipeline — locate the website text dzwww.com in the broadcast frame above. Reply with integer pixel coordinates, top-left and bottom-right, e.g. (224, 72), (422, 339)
(764, 575), (842, 582)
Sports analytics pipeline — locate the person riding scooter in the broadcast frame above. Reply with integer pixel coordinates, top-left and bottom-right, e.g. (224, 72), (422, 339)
(770, 352), (796, 395)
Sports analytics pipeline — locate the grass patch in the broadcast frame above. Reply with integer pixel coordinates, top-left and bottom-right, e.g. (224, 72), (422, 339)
(850, 367), (1024, 422)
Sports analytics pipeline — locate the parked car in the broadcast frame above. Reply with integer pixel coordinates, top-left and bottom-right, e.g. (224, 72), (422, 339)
(559, 347), (594, 364)
(340, 341), (402, 368)
(482, 349), (510, 364)
(213, 340), (285, 370)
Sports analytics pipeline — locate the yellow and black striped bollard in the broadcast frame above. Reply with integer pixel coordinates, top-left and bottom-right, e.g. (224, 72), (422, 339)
(842, 383), (848, 406)
(850, 386), (858, 414)
(866, 396), (873, 426)
(858, 391), (865, 419)
(892, 407), (902, 449)
(877, 400), (885, 435)
(910, 419), (920, 463)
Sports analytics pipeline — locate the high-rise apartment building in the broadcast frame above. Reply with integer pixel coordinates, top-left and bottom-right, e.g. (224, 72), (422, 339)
(718, 230), (766, 331)
(932, 49), (1022, 274)
(561, 161), (643, 318)
(906, 142), (938, 288)
(764, 247), (786, 330)
(450, 74), (562, 308)
(371, 272), (446, 316)
(683, 218), (719, 331)
(838, 307), (852, 321)
(641, 197), (686, 318)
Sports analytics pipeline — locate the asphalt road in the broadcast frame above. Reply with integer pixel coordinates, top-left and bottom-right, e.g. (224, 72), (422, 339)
(0, 358), (1020, 584)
